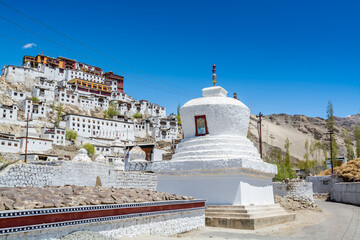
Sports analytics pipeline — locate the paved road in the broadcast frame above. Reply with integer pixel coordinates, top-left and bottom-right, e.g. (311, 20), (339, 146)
(290, 200), (360, 240)
(143, 200), (360, 240)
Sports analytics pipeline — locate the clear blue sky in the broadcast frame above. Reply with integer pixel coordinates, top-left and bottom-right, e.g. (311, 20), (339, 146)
(0, 0), (359, 118)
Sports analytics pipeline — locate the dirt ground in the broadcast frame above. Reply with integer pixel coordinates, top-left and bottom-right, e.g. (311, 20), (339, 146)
(117, 205), (326, 240)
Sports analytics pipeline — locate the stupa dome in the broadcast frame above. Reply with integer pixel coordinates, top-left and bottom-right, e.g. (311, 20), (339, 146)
(181, 86), (250, 138)
(173, 85), (260, 162)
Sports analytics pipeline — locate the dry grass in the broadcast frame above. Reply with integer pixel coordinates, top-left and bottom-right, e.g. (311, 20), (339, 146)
(318, 158), (360, 182)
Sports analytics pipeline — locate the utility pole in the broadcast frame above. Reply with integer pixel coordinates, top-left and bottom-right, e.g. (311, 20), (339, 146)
(256, 112), (263, 159)
(328, 130), (334, 174)
(24, 113), (29, 163)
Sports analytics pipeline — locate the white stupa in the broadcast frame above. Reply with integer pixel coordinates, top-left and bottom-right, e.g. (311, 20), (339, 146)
(152, 65), (277, 206)
(73, 148), (92, 163)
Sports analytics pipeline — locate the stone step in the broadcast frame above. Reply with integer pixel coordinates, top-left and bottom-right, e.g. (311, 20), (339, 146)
(205, 213), (296, 230)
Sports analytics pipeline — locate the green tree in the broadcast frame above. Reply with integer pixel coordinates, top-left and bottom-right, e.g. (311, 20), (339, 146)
(133, 112), (142, 119)
(65, 130), (78, 142)
(29, 97), (40, 103)
(55, 104), (63, 127)
(274, 138), (297, 181)
(355, 126), (360, 158)
(343, 129), (355, 160)
(82, 143), (95, 157)
(326, 101), (338, 167)
(247, 127), (252, 140)
(177, 103), (181, 124)
(104, 104), (118, 119)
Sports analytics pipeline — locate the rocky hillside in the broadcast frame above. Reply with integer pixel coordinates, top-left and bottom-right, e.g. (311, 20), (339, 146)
(248, 113), (360, 163)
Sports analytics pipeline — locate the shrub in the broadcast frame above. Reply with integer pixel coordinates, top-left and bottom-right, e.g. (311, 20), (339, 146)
(104, 105), (118, 119)
(133, 112), (142, 119)
(29, 97), (40, 103)
(82, 143), (95, 157)
(65, 130), (78, 142)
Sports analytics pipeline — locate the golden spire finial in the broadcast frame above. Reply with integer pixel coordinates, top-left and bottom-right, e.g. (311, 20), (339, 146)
(212, 64), (217, 87)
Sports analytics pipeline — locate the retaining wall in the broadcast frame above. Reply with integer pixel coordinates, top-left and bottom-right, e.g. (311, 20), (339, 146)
(306, 176), (332, 194)
(2, 208), (204, 240)
(331, 182), (360, 206)
(273, 182), (313, 201)
(0, 161), (157, 190)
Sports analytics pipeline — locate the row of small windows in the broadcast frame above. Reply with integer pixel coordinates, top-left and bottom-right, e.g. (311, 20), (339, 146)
(1, 141), (18, 147)
(71, 117), (131, 127)
(72, 123), (131, 129)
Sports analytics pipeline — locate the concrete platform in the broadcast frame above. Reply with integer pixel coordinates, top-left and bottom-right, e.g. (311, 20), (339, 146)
(205, 205), (295, 230)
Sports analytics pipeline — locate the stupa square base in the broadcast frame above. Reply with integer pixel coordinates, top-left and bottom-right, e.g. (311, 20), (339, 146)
(153, 158), (277, 206)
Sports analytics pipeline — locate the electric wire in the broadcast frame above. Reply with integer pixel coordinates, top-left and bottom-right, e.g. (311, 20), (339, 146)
(0, 15), (196, 99)
(0, 0), (198, 96)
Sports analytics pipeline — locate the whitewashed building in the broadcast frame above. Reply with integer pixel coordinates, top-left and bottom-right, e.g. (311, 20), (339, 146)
(8, 90), (28, 102)
(149, 115), (178, 142)
(64, 114), (135, 141)
(40, 127), (66, 145)
(0, 133), (20, 153)
(94, 145), (111, 155)
(20, 99), (47, 119)
(18, 127), (53, 153)
(0, 104), (17, 120)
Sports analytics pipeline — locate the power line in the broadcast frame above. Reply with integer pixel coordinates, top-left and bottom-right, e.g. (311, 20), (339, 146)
(0, 32), (191, 100)
(0, 1), (198, 96)
(0, 15), (195, 99)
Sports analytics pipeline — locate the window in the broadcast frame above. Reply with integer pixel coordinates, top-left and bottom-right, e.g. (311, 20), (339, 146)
(195, 115), (208, 136)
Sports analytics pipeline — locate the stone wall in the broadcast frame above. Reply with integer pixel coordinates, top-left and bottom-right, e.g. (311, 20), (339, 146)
(273, 182), (313, 201)
(306, 176), (332, 194)
(0, 161), (157, 190)
(331, 182), (360, 206)
(3, 209), (205, 240)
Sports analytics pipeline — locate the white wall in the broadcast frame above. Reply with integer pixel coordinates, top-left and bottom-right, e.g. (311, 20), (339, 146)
(306, 176), (332, 194)
(65, 115), (135, 141)
(19, 137), (53, 153)
(0, 139), (20, 153)
(273, 182), (314, 201)
(331, 182), (360, 205)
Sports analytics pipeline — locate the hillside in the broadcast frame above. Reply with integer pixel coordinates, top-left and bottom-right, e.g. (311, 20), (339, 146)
(248, 113), (359, 163)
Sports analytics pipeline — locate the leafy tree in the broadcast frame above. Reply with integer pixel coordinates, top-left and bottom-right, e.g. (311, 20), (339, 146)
(273, 138), (297, 181)
(177, 103), (181, 124)
(326, 101), (338, 167)
(343, 129), (355, 160)
(133, 112), (142, 119)
(104, 104), (118, 119)
(65, 130), (78, 142)
(82, 143), (95, 157)
(29, 97), (40, 103)
(55, 104), (63, 127)
(355, 126), (360, 158)
(247, 127), (252, 140)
